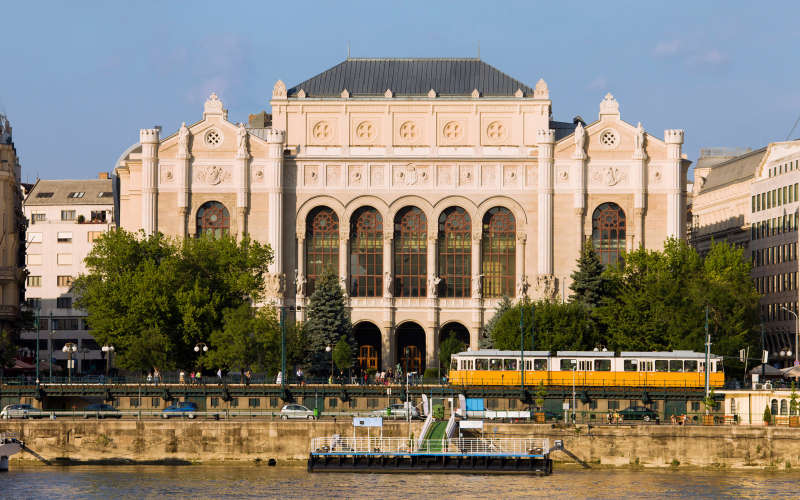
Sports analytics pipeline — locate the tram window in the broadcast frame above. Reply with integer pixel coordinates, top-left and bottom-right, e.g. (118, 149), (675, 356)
(467, 360), (473, 370)
(525, 360), (532, 370)
(534, 359), (548, 371)
(685, 360), (698, 372)
(504, 359), (517, 370)
(475, 359), (488, 370)
(451, 360), (458, 371)
(595, 359), (611, 371)
(655, 360), (668, 372)
(489, 359), (502, 370)
(560, 359), (576, 371)
(623, 360), (638, 372)
(669, 360), (683, 372)
(640, 361), (653, 372)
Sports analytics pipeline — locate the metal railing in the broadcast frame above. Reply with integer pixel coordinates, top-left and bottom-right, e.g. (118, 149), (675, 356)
(310, 436), (549, 456)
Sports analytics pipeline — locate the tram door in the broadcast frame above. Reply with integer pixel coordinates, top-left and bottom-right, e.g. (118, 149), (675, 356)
(401, 346), (423, 374)
(358, 345), (378, 371)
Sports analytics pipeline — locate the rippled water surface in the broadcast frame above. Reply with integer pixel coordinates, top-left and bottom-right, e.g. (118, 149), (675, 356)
(1, 465), (798, 499)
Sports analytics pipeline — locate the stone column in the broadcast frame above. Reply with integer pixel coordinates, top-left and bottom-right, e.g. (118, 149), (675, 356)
(381, 325), (394, 371)
(266, 129), (285, 272)
(176, 145), (190, 238)
(179, 208), (189, 238)
(573, 139), (587, 254)
(295, 232), (306, 323)
(383, 231), (393, 298)
(339, 231), (349, 296)
(537, 129), (555, 275)
(139, 128), (159, 235)
(664, 129), (685, 239)
(425, 325), (438, 370)
(633, 136), (648, 248)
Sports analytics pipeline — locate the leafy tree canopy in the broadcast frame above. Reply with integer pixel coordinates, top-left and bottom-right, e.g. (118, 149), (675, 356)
(333, 336), (353, 371)
(481, 296), (512, 349)
(73, 229), (273, 372)
(491, 300), (599, 352)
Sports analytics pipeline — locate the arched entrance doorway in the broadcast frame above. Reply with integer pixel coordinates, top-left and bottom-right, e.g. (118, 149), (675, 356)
(353, 322), (381, 372)
(439, 322), (470, 372)
(396, 322), (426, 374)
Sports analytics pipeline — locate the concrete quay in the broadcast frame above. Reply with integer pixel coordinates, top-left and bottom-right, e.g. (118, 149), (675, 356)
(2, 420), (799, 469)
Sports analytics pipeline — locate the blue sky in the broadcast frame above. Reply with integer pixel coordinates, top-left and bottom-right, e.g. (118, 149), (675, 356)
(2, 1), (799, 181)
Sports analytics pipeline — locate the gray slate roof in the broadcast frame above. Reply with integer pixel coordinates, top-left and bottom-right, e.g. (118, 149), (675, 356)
(288, 58), (536, 97)
(699, 147), (766, 192)
(25, 179), (113, 206)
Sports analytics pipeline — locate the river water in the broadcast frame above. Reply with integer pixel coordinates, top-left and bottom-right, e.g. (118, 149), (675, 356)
(1, 465), (797, 499)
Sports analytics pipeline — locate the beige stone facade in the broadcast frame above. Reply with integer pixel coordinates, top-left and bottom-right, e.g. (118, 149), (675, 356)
(115, 59), (689, 371)
(0, 114), (25, 335)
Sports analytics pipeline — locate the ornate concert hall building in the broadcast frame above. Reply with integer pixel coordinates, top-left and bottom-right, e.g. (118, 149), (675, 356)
(115, 58), (690, 371)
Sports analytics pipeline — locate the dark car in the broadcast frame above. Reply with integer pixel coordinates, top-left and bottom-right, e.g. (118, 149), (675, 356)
(84, 403), (121, 419)
(619, 405), (659, 422)
(162, 402), (198, 419)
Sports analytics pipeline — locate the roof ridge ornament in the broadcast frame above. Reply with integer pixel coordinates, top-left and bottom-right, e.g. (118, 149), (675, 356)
(471, 89), (480, 99)
(297, 89), (306, 99)
(427, 88), (437, 98)
(514, 88), (524, 98)
(599, 93), (620, 119)
(272, 80), (287, 99)
(203, 92), (227, 120)
(341, 88), (350, 99)
(384, 89), (393, 98)
(534, 79), (548, 99)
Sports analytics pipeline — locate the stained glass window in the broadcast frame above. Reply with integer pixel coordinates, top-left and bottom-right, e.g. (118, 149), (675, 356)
(196, 201), (230, 238)
(394, 207), (427, 297)
(482, 207), (515, 297)
(592, 203), (626, 267)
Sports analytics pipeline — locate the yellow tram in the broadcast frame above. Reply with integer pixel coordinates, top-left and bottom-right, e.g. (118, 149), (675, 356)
(448, 350), (725, 388)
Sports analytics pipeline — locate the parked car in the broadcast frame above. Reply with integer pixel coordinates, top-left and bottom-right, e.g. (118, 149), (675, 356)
(162, 401), (198, 419)
(280, 404), (315, 420)
(619, 405), (659, 422)
(370, 403), (420, 420)
(1, 404), (45, 419)
(84, 403), (121, 419)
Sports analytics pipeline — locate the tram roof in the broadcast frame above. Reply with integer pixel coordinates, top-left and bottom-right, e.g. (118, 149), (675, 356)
(620, 351), (722, 359)
(456, 350), (551, 357)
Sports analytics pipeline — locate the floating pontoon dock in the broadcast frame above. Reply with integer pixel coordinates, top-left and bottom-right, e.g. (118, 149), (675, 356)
(308, 436), (553, 474)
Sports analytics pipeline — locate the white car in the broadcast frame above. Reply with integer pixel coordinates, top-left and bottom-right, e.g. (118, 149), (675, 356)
(280, 404), (315, 420)
(371, 403), (420, 420)
(1, 404), (45, 419)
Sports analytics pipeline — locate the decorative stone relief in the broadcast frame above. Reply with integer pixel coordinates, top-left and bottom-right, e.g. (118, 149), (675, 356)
(486, 121), (508, 142)
(355, 121), (376, 142)
(503, 165), (520, 186)
(534, 79), (549, 99)
(341, 89), (350, 99)
(384, 89), (393, 98)
(193, 165), (231, 185)
(557, 167), (569, 183)
(204, 129), (222, 148)
(471, 275), (482, 298)
(399, 121), (418, 141)
(533, 274), (558, 301)
(591, 166), (626, 186)
(312, 121), (333, 142)
(251, 168), (265, 183)
(633, 122), (647, 160)
(471, 89), (480, 99)
(650, 167), (663, 184)
(297, 89), (306, 99)
(514, 88), (524, 98)
(395, 164), (429, 186)
(573, 122), (586, 158)
(438, 165), (453, 185)
(304, 165), (320, 186)
(598, 128), (619, 150)
(427, 89), (437, 98)
(326, 165), (341, 186)
(160, 166), (174, 184)
(349, 165), (363, 186)
(443, 121), (464, 141)
(371, 165), (384, 186)
(599, 93), (619, 116)
(428, 276), (441, 298)
(459, 165), (474, 186)
(296, 273), (306, 296)
(516, 274), (529, 298)
(265, 273), (286, 298)
(272, 80), (287, 98)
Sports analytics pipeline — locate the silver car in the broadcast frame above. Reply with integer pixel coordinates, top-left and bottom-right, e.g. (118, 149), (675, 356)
(1, 404), (45, 419)
(371, 403), (420, 420)
(280, 404), (315, 420)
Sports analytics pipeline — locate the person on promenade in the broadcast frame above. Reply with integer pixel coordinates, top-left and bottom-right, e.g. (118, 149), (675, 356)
(296, 368), (304, 385)
(275, 370), (282, 384)
(147, 372), (153, 384)
(196, 371), (203, 385)
(245, 370), (251, 386)
(179, 370), (186, 384)
(217, 368), (223, 385)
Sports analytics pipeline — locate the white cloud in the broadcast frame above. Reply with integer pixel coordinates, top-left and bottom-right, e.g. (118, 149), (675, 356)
(653, 40), (681, 57)
(690, 49), (728, 66)
(586, 76), (607, 91)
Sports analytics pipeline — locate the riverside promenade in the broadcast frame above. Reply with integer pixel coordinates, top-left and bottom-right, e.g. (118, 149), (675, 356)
(2, 419), (799, 470)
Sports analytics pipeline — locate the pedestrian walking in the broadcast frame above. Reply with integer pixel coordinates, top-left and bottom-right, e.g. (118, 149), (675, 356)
(196, 371), (202, 385)
(179, 370), (186, 384)
(147, 372), (153, 384)
(190, 371), (196, 385)
(245, 369), (251, 386)
(217, 368), (223, 385)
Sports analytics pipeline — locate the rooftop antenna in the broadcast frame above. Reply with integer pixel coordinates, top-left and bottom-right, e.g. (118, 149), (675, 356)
(347, 41), (351, 60)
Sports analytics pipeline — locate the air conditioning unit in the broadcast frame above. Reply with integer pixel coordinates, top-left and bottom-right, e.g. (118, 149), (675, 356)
(753, 383), (764, 390)
(764, 382), (772, 390)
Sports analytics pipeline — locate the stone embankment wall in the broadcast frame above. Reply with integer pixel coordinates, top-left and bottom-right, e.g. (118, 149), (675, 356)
(3, 420), (800, 469)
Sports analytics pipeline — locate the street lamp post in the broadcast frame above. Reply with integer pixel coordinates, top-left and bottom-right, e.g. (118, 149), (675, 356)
(571, 360), (577, 424)
(62, 342), (77, 383)
(101, 345), (114, 379)
(194, 343), (209, 353)
(325, 345), (334, 383)
(780, 306), (799, 366)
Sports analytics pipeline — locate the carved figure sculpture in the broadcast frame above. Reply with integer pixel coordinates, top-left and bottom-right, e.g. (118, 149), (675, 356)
(237, 122), (249, 158)
(384, 272), (393, 297)
(428, 276), (441, 298)
(634, 122), (645, 156)
(296, 273), (306, 296)
(178, 122), (189, 158)
(574, 121), (585, 154)
(472, 275), (482, 298)
(516, 274), (529, 298)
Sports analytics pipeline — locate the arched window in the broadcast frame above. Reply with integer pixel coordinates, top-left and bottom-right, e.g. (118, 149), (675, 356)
(482, 207), (515, 297)
(592, 203), (626, 267)
(196, 201), (230, 238)
(350, 207), (383, 297)
(306, 207), (339, 295)
(780, 399), (788, 415)
(438, 207), (471, 298)
(394, 207), (427, 297)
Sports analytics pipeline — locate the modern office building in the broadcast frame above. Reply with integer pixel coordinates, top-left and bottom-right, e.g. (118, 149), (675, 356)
(114, 58), (690, 371)
(21, 175), (115, 375)
(0, 114), (25, 336)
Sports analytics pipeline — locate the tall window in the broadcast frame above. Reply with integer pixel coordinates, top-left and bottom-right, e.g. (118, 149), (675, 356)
(592, 202), (626, 267)
(438, 207), (471, 298)
(306, 207), (339, 295)
(482, 207), (515, 297)
(350, 207), (383, 297)
(196, 201), (230, 238)
(394, 207), (427, 297)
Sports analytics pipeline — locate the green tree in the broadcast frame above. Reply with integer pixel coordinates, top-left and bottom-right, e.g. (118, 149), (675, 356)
(570, 239), (605, 308)
(332, 336), (353, 371)
(481, 296), (512, 349)
(73, 229), (273, 372)
(439, 333), (466, 373)
(490, 300), (599, 352)
(303, 271), (353, 374)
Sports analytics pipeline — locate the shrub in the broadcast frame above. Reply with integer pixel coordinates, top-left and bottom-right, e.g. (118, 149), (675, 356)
(763, 405), (772, 425)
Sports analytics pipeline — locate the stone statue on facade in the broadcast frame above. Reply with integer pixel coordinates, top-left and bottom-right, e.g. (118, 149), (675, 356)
(516, 274), (529, 298)
(177, 122), (189, 159)
(471, 275), (482, 298)
(534, 274), (558, 301)
(296, 273), (306, 296)
(574, 121), (585, 156)
(428, 276), (441, 298)
(384, 272), (393, 297)
(340, 277), (349, 297)
(236, 122), (249, 159)
(634, 122), (646, 159)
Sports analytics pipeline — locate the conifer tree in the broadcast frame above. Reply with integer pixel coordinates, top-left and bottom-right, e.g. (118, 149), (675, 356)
(569, 239), (605, 308)
(303, 271), (354, 373)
